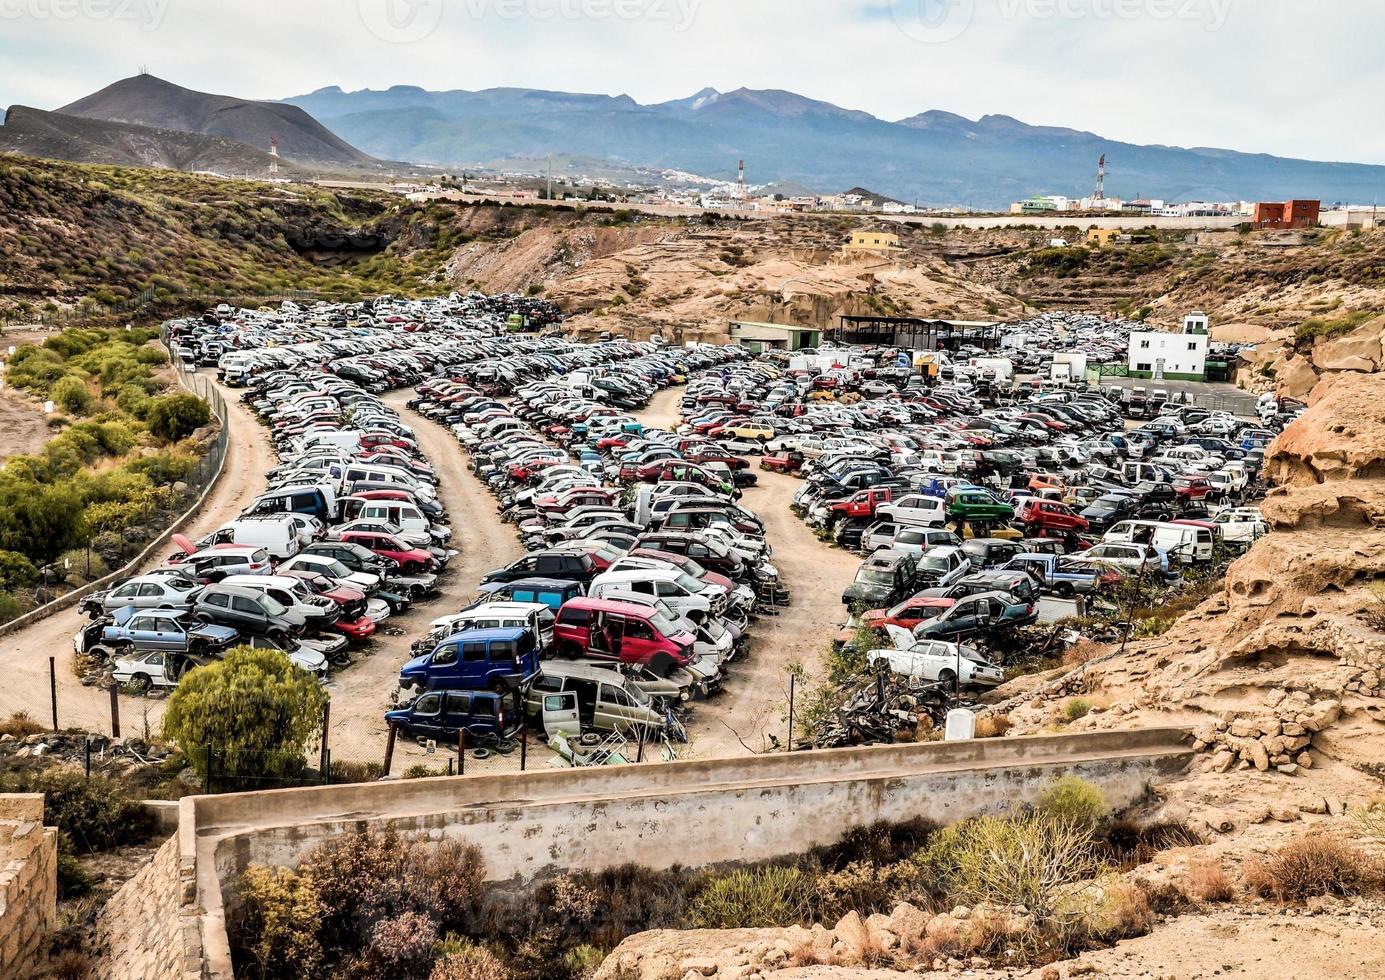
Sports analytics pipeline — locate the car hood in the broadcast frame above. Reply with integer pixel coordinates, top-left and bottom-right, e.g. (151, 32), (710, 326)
(190, 622), (239, 642)
(400, 653), (430, 677)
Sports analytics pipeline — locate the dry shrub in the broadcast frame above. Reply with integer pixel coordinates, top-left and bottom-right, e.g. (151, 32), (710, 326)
(1244, 835), (1383, 903)
(1185, 858), (1235, 903)
(0, 710), (43, 739)
(690, 865), (815, 929)
(816, 860), (920, 920)
(1062, 640), (1104, 667)
(1097, 819), (1204, 869)
(363, 912), (438, 976)
(915, 813), (1104, 927)
(974, 713), (1013, 739)
(428, 940), (507, 980)
(786, 939), (823, 968)
(328, 760), (384, 784)
(1354, 800), (1385, 842)
(234, 866), (325, 979)
(299, 828), (485, 961)
(1062, 698), (1094, 722)
(1085, 877), (1154, 942)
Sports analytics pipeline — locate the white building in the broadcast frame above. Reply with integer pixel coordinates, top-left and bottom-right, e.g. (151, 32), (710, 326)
(1127, 313), (1209, 380)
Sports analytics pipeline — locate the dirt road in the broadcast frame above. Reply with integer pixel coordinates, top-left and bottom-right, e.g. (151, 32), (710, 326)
(0, 372), (274, 732)
(635, 389), (858, 758)
(324, 394), (525, 769)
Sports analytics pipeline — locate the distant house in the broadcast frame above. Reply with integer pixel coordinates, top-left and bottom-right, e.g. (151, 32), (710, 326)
(1087, 228), (1121, 247)
(1252, 200), (1320, 229)
(843, 230), (903, 254)
(1127, 313), (1210, 381)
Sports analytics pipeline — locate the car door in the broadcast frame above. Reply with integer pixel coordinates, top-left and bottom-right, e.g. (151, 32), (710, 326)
(106, 582), (142, 612)
(408, 692), (446, 740)
(597, 682), (641, 734)
(230, 594), (266, 631)
(542, 691), (582, 738)
(127, 613), (165, 650)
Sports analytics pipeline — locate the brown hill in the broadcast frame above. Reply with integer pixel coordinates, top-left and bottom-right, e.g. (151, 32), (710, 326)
(0, 105), (294, 176)
(58, 74), (385, 171)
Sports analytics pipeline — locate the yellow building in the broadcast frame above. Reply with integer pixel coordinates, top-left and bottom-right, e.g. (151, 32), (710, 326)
(844, 229), (903, 254)
(1087, 228), (1121, 247)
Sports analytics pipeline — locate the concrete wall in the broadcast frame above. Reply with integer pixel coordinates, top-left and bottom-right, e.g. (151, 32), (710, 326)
(176, 727), (1190, 978)
(0, 794), (57, 980)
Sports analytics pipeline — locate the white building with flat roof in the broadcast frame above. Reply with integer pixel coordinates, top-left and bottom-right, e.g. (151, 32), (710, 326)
(1128, 313), (1209, 380)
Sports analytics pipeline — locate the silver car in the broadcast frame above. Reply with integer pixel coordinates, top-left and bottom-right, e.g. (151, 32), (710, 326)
(78, 574), (200, 620)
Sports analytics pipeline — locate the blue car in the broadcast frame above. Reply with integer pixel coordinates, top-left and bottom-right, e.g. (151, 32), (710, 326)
(93, 606), (239, 655)
(385, 689), (522, 744)
(398, 627), (540, 694)
(476, 578), (585, 613)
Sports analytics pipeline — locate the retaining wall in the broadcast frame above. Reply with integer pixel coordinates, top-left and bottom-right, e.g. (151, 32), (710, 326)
(175, 727), (1191, 978)
(0, 794), (56, 980)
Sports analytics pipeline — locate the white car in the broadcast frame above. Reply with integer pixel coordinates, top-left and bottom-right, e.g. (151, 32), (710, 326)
(876, 493), (947, 529)
(869, 633), (1005, 688)
(1211, 509), (1269, 545)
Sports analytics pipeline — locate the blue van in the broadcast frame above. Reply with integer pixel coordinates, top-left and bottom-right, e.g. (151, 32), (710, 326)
(475, 578), (584, 613)
(398, 627), (539, 694)
(385, 690), (521, 743)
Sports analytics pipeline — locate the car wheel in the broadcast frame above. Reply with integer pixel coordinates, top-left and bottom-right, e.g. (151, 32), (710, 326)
(871, 657), (890, 672)
(130, 673), (152, 694)
(650, 654), (677, 678)
(488, 678), (508, 695)
(1055, 583), (1074, 598)
(939, 669), (957, 685)
(557, 642), (583, 659)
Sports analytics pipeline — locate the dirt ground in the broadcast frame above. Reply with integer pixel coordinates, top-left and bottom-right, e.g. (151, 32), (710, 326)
(634, 389), (859, 759)
(0, 384), (50, 462)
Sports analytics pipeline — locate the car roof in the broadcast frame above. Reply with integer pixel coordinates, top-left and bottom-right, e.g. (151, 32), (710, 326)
(437, 627), (530, 642)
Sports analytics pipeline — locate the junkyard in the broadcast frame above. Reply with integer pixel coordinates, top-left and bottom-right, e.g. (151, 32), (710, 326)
(24, 298), (1292, 774)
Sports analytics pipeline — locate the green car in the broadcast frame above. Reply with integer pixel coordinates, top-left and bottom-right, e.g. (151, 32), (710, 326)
(945, 489), (1015, 524)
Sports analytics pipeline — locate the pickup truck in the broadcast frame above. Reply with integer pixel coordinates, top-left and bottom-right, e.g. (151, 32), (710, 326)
(1000, 554), (1101, 598)
(813, 487), (896, 527)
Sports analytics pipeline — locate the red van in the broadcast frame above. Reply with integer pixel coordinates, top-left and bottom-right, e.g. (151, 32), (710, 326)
(1016, 499), (1089, 536)
(552, 598), (696, 676)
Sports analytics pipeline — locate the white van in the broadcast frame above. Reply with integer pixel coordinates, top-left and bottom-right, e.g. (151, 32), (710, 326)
(342, 463), (436, 500)
(1103, 521), (1210, 563)
(201, 515), (304, 560)
(359, 501), (450, 544)
(428, 602), (555, 649)
(588, 569), (722, 622)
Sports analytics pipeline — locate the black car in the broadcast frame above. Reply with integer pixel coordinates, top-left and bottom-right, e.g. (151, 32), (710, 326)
(482, 550), (597, 585)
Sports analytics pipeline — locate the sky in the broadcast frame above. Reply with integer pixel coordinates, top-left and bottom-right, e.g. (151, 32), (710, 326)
(1, 0), (1382, 164)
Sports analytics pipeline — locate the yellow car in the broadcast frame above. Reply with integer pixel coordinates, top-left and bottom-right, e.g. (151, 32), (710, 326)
(724, 422), (776, 441)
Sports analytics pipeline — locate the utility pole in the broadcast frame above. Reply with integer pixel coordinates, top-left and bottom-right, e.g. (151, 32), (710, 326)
(547, 154), (553, 201)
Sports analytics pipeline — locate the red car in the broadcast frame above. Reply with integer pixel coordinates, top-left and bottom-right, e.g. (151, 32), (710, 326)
(335, 531), (434, 574)
(760, 451), (804, 474)
(282, 571), (378, 641)
(1173, 477), (1213, 502)
(1016, 499), (1090, 536)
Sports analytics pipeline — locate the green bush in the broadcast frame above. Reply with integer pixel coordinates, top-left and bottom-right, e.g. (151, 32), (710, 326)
(162, 647), (328, 784)
(56, 834), (94, 899)
(145, 393), (210, 442)
(0, 769), (154, 854)
(1063, 698), (1094, 722)
(1036, 776), (1108, 829)
(0, 551), (38, 592)
(691, 866), (815, 929)
(235, 866), (325, 980)
(51, 376), (93, 414)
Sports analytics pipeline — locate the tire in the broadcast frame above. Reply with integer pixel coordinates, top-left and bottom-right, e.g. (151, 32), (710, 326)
(939, 669), (957, 685)
(130, 673), (152, 694)
(871, 657), (890, 672)
(488, 678), (508, 695)
(1055, 583), (1074, 599)
(557, 642), (583, 660)
(650, 654), (677, 678)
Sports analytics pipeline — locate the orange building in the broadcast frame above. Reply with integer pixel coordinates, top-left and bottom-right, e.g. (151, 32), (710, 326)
(1252, 200), (1320, 229)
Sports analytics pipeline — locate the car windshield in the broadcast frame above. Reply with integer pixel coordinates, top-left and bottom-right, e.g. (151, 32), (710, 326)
(649, 612), (681, 637)
(919, 557), (951, 573)
(675, 572), (704, 594)
(856, 568), (895, 586)
(261, 595), (289, 616)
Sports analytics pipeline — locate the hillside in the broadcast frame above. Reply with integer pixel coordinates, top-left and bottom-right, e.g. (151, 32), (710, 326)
(60, 74), (388, 171)
(284, 83), (1385, 207)
(0, 105), (296, 176)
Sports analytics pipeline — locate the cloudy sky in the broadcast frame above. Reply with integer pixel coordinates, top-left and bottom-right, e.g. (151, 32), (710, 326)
(2, 0), (1380, 164)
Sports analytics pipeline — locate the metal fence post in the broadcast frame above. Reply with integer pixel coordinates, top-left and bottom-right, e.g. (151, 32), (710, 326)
(458, 729), (466, 776)
(787, 673), (796, 751)
(519, 717), (528, 772)
(206, 740), (214, 795)
(318, 700), (331, 776)
(382, 725), (397, 778)
(48, 657), (58, 731)
(108, 685), (121, 738)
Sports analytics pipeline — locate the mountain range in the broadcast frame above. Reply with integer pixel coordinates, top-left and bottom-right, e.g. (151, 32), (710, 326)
(5, 75), (1385, 208)
(0, 75), (396, 175)
(283, 84), (1385, 208)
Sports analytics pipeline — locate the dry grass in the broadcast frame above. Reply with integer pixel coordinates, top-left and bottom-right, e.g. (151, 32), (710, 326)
(1244, 835), (1384, 903)
(1185, 858), (1235, 903)
(0, 710), (44, 739)
(1062, 640), (1105, 667)
(974, 714), (1013, 739)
